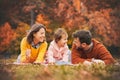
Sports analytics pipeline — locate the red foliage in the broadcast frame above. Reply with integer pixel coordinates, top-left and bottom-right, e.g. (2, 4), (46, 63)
(0, 0), (120, 47)
(0, 22), (16, 52)
(47, 0), (120, 46)
(35, 14), (52, 33)
(87, 5), (120, 46)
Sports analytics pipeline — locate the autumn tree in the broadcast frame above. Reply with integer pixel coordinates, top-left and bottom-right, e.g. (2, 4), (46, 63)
(9, 22), (30, 54)
(0, 0), (27, 27)
(0, 0), (120, 48)
(0, 22), (16, 54)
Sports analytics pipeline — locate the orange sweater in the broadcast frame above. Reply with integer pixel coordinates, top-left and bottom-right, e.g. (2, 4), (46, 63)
(20, 37), (48, 63)
(72, 39), (115, 65)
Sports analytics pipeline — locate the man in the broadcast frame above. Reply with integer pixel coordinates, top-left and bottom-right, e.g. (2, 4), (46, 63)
(71, 30), (115, 65)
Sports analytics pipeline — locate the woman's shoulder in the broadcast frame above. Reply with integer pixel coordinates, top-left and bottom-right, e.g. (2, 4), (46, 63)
(21, 37), (27, 43)
(41, 41), (48, 46)
(22, 37), (27, 41)
(44, 41), (48, 44)
(21, 37), (29, 44)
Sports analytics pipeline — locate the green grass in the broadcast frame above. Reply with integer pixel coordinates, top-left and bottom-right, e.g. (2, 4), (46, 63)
(0, 57), (120, 80)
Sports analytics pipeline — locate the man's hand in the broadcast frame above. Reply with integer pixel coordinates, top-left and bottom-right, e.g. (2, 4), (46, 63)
(83, 59), (105, 66)
(92, 58), (105, 64)
(83, 60), (92, 66)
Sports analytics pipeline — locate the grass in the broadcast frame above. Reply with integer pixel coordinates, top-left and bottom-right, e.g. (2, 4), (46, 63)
(0, 56), (120, 80)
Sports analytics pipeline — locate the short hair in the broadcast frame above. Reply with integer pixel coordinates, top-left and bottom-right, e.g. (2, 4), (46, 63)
(72, 30), (92, 45)
(54, 28), (68, 43)
(27, 23), (46, 44)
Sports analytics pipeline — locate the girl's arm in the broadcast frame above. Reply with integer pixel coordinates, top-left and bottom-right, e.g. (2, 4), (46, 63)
(47, 44), (55, 63)
(62, 45), (70, 62)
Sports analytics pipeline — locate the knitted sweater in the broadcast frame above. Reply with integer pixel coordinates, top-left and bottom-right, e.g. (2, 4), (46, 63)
(20, 37), (48, 63)
(72, 39), (115, 65)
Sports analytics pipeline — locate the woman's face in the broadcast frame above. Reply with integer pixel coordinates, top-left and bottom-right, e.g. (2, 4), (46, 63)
(33, 28), (45, 43)
(57, 34), (68, 47)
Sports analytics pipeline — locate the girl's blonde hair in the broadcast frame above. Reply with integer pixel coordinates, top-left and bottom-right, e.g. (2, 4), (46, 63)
(54, 28), (68, 43)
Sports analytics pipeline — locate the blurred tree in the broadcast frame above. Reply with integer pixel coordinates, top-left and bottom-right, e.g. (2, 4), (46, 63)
(0, 22), (16, 54)
(0, 0), (26, 28)
(0, 0), (120, 48)
(9, 22), (30, 55)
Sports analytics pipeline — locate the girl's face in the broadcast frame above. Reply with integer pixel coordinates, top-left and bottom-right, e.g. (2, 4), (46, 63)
(33, 28), (45, 43)
(57, 34), (68, 47)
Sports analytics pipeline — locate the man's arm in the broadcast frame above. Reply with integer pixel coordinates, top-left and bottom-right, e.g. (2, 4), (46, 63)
(97, 44), (115, 65)
(71, 44), (91, 64)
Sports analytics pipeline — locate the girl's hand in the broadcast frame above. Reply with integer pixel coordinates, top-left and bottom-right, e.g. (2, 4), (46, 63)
(49, 62), (55, 65)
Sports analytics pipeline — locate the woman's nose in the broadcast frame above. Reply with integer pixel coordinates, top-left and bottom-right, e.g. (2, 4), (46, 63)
(42, 33), (45, 37)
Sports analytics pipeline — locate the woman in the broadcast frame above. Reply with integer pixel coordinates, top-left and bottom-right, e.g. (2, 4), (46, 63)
(15, 23), (48, 64)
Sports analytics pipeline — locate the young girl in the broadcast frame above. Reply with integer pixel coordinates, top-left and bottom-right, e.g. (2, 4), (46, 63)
(47, 28), (71, 65)
(15, 23), (48, 64)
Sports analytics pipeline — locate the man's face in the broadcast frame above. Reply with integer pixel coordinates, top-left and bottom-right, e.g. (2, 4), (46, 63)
(73, 38), (83, 50)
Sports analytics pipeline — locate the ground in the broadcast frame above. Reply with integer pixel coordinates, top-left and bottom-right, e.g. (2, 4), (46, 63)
(0, 55), (120, 80)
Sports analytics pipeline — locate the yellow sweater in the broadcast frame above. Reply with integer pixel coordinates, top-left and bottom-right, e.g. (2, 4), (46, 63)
(20, 37), (48, 63)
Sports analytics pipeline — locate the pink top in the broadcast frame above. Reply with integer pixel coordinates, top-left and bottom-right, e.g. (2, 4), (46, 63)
(47, 40), (70, 63)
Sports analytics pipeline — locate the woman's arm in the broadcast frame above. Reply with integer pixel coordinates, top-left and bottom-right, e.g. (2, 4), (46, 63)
(20, 37), (29, 63)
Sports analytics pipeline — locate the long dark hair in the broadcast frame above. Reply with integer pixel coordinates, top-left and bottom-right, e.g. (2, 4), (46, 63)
(27, 24), (46, 44)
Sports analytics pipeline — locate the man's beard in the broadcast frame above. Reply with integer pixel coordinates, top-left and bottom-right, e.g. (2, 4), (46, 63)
(77, 46), (84, 51)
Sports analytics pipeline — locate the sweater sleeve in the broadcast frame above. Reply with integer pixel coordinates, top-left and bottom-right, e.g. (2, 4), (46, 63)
(20, 37), (28, 62)
(97, 44), (115, 65)
(47, 44), (55, 63)
(71, 44), (91, 64)
(35, 42), (48, 63)
(62, 45), (70, 62)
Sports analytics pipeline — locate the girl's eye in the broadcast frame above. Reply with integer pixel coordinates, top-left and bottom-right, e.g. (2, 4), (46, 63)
(64, 39), (67, 41)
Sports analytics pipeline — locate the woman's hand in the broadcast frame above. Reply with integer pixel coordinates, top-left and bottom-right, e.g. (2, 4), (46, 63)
(26, 49), (31, 58)
(48, 62), (55, 65)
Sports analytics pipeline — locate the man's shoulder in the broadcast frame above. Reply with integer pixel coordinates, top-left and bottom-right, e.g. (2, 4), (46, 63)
(92, 39), (105, 49)
(92, 39), (102, 45)
(92, 39), (100, 42)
